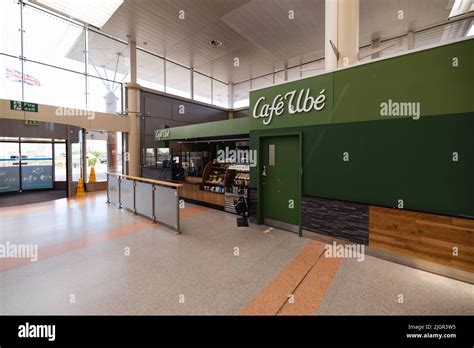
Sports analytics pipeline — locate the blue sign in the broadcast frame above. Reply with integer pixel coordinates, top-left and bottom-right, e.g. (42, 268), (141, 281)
(21, 165), (53, 190)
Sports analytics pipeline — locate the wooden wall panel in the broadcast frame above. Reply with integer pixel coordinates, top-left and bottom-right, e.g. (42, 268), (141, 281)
(179, 182), (224, 207)
(369, 206), (474, 273)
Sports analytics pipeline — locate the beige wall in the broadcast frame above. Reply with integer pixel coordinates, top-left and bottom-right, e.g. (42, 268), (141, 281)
(0, 99), (130, 133)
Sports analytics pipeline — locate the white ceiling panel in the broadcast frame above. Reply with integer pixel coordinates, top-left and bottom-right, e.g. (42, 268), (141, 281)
(58, 0), (459, 85)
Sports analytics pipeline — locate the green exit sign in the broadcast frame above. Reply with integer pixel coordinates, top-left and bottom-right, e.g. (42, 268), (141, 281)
(10, 100), (39, 112)
(24, 120), (39, 126)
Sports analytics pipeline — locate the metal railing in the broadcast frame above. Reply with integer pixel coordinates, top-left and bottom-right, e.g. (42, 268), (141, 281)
(107, 173), (183, 234)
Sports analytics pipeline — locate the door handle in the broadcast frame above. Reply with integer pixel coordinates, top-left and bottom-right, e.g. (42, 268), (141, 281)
(262, 165), (267, 177)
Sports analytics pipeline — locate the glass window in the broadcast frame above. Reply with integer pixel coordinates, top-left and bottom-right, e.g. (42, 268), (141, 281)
(87, 75), (122, 113)
(377, 36), (408, 59)
(166, 61), (191, 99)
(102, 131), (122, 175)
(137, 50), (164, 91)
(86, 130), (107, 182)
(23, 4), (85, 73)
(233, 80), (250, 108)
(20, 137), (52, 142)
(23, 61), (86, 109)
(301, 60), (324, 78)
(20, 142), (53, 190)
(274, 70), (285, 84)
(212, 80), (229, 108)
(0, 141), (20, 193)
(0, 0), (21, 56)
(358, 46), (373, 63)
(71, 141), (82, 182)
(54, 142), (67, 182)
(145, 148), (156, 166)
(0, 55), (23, 101)
(156, 148), (170, 168)
(193, 72), (212, 104)
(87, 30), (129, 81)
(116, 132), (123, 174)
(287, 66), (301, 81)
(251, 74), (273, 90)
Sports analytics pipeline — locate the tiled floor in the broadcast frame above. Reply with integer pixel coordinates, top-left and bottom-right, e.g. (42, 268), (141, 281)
(0, 192), (472, 315)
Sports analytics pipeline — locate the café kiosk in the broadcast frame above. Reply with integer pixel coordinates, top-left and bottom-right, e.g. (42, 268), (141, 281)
(153, 118), (251, 213)
(156, 38), (474, 283)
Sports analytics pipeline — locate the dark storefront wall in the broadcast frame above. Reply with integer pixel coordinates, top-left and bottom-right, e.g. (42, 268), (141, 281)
(139, 91), (231, 180)
(140, 91), (229, 149)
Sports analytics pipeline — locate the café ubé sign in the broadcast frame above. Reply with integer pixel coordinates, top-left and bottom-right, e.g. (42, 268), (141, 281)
(252, 88), (326, 126)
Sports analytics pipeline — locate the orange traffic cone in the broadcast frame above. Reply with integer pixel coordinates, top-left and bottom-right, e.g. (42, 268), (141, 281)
(88, 166), (97, 183)
(76, 177), (85, 196)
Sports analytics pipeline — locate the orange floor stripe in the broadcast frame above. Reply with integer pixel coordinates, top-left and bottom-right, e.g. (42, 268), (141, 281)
(240, 240), (326, 315)
(0, 220), (152, 273)
(0, 204), (207, 273)
(278, 254), (343, 315)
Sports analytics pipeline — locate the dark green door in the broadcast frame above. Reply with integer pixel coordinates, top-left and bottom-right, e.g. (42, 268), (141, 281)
(261, 135), (300, 233)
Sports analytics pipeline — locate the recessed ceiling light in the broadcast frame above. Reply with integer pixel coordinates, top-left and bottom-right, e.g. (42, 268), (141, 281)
(35, 0), (124, 28)
(209, 40), (223, 48)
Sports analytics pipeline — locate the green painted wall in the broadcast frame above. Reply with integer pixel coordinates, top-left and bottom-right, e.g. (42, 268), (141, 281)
(156, 117), (249, 141)
(249, 39), (474, 219)
(249, 39), (474, 130)
(333, 39), (474, 123)
(251, 113), (474, 218)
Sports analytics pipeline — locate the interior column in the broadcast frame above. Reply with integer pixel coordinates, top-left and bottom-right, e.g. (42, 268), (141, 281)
(104, 91), (118, 174)
(127, 40), (140, 176)
(325, 0), (360, 70)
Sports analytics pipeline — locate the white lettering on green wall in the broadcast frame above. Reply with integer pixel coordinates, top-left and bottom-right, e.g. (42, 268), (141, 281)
(252, 88), (326, 126)
(155, 129), (170, 140)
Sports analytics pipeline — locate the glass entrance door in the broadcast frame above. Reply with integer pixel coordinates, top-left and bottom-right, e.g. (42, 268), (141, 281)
(0, 141), (21, 193)
(20, 142), (54, 190)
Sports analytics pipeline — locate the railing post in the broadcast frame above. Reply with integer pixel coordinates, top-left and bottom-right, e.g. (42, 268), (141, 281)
(152, 184), (156, 223)
(175, 188), (181, 235)
(118, 176), (122, 209)
(106, 174), (110, 204)
(133, 179), (137, 214)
